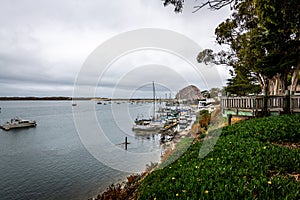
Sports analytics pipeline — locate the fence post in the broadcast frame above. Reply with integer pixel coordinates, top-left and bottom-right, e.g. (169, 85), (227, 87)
(285, 90), (290, 114)
(263, 91), (268, 116)
(228, 114), (232, 126)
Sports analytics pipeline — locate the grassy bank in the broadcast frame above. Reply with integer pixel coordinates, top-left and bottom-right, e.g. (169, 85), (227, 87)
(137, 115), (300, 199)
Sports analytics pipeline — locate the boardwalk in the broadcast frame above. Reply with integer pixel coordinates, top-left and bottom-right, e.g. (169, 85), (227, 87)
(221, 95), (300, 117)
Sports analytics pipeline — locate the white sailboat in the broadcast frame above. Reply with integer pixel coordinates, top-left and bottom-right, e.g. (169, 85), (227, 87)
(132, 81), (164, 131)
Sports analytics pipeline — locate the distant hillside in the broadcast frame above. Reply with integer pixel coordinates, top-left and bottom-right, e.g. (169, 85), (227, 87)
(0, 97), (72, 101)
(175, 85), (203, 100)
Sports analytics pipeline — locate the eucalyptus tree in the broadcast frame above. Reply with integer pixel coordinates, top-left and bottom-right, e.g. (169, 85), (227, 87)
(254, 0), (300, 94)
(198, 0), (299, 95)
(162, 0), (299, 94)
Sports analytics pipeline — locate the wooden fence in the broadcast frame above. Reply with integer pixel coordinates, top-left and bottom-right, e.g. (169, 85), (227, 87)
(291, 96), (300, 113)
(221, 95), (300, 117)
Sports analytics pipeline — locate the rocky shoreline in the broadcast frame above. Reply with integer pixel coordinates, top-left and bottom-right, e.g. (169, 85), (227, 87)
(88, 128), (194, 200)
(88, 108), (217, 200)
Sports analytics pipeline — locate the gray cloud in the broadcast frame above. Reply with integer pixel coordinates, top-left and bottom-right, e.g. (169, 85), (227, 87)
(0, 0), (231, 97)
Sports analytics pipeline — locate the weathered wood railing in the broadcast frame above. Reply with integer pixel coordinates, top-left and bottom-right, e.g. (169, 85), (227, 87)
(221, 96), (263, 110)
(221, 95), (300, 117)
(291, 96), (300, 113)
(267, 96), (286, 110)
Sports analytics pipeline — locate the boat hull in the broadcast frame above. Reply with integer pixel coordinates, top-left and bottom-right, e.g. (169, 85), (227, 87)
(1, 121), (37, 131)
(132, 124), (163, 131)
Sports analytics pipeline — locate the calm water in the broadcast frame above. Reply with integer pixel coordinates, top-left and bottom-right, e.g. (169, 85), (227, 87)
(0, 101), (162, 200)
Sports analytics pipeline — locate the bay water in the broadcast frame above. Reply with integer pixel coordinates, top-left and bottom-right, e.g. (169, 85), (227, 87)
(0, 101), (162, 200)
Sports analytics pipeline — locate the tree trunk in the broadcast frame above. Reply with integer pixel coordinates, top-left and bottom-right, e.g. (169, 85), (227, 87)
(291, 63), (300, 93)
(256, 73), (267, 94)
(280, 74), (287, 95)
(265, 79), (269, 95)
(269, 79), (274, 95)
(271, 74), (283, 95)
(269, 73), (288, 95)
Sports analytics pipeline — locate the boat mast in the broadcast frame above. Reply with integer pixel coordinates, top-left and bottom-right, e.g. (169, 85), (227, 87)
(152, 81), (156, 120)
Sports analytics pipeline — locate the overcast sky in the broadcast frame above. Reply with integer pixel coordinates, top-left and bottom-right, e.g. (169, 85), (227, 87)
(0, 0), (232, 98)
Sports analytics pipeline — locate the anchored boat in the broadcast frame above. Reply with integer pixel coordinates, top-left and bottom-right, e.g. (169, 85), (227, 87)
(132, 118), (164, 131)
(1, 117), (37, 131)
(132, 81), (164, 132)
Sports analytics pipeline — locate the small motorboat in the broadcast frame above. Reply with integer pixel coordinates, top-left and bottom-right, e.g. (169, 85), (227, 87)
(1, 117), (37, 131)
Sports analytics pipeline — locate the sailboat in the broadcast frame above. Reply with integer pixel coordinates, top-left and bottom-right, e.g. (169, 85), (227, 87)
(132, 81), (164, 131)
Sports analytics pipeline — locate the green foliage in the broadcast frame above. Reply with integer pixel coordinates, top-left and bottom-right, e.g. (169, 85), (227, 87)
(199, 110), (211, 130)
(225, 69), (261, 95)
(222, 114), (300, 142)
(159, 137), (194, 169)
(208, 87), (225, 98)
(214, 0), (300, 94)
(200, 109), (209, 116)
(137, 115), (300, 199)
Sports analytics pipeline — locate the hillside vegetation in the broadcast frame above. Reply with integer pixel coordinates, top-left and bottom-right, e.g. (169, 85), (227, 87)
(137, 115), (300, 199)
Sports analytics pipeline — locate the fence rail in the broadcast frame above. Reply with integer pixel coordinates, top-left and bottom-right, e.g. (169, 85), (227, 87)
(221, 95), (300, 116)
(291, 96), (300, 112)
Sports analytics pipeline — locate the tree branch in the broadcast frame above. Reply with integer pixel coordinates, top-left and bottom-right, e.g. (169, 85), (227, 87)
(193, 0), (235, 13)
(162, 0), (236, 13)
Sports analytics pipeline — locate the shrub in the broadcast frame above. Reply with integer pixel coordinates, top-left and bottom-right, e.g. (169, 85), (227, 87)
(138, 115), (300, 199)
